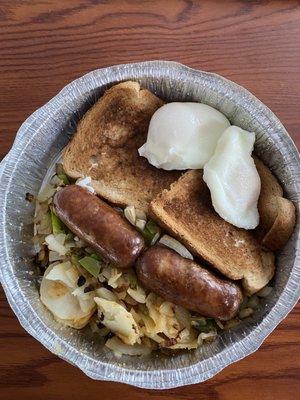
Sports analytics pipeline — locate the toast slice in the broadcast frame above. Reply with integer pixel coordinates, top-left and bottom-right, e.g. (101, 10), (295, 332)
(254, 158), (296, 251)
(149, 170), (275, 294)
(63, 81), (181, 212)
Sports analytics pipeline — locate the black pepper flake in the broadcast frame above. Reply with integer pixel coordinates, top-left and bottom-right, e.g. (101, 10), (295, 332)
(97, 322), (104, 329)
(102, 281), (110, 289)
(105, 332), (114, 340)
(99, 313), (104, 322)
(84, 285), (93, 293)
(77, 275), (86, 287)
(25, 192), (34, 202)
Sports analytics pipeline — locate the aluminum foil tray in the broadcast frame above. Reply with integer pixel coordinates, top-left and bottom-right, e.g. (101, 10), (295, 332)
(0, 61), (299, 389)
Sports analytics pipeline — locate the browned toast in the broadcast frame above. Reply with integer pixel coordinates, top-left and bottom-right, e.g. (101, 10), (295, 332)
(254, 158), (296, 251)
(149, 170), (275, 294)
(63, 81), (181, 212)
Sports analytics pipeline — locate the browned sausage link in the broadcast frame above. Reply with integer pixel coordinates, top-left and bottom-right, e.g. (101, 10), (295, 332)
(53, 185), (145, 268)
(136, 245), (243, 320)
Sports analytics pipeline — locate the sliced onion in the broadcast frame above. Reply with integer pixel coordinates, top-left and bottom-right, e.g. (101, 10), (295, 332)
(135, 208), (147, 221)
(48, 250), (64, 263)
(108, 271), (122, 288)
(95, 287), (118, 302)
(94, 297), (140, 345)
(105, 336), (151, 357)
(127, 286), (146, 304)
(256, 286), (272, 298)
(37, 184), (56, 202)
(159, 235), (193, 260)
(40, 263), (95, 329)
(45, 234), (67, 256)
(124, 206), (136, 225)
(238, 307), (254, 319)
(46, 262), (75, 288)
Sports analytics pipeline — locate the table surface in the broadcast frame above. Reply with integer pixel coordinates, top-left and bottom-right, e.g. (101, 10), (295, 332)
(0, 1), (299, 399)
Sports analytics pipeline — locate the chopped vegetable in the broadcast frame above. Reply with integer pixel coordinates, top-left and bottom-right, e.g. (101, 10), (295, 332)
(192, 317), (217, 333)
(127, 285), (147, 303)
(50, 175), (64, 187)
(37, 184), (56, 202)
(37, 212), (52, 235)
(57, 174), (70, 185)
(247, 295), (260, 309)
(238, 307), (254, 319)
(124, 206), (136, 225)
(108, 270), (122, 288)
(198, 331), (217, 342)
(191, 316), (207, 327)
(128, 273), (137, 289)
(135, 208), (147, 221)
(135, 219), (146, 231)
(79, 256), (101, 277)
(256, 285), (272, 298)
(106, 336), (151, 357)
(140, 220), (161, 245)
(45, 234), (67, 256)
(48, 250), (64, 262)
(224, 318), (240, 330)
(71, 254), (81, 267)
(146, 220), (160, 235)
(90, 253), (101, 261)
(94, 297), (141, 345)
(150, 232), (160, 245)
(159, 234), (193, 260)
(40, 263), (95, 329)
(56, 163), (65, 175)
(215, 320), (224, 329)
(50, 210), (65, 234)
(95, 287), (118, 302)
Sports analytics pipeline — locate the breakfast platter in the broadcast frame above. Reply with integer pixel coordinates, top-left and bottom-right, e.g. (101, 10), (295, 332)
(0, 61), (299, 389)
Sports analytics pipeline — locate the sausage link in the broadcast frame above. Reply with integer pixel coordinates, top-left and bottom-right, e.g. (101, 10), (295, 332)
(53, 185), (145, 268)
(136, 245), (243, 320)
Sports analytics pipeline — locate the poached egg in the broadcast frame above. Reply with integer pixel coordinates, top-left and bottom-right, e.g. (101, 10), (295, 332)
(203, 125), (261, 229)
(138, 102), (230, 170)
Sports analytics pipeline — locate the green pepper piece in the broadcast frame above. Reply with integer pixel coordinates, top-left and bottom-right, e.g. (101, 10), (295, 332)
(89, 253), (101, 261)
(145, 220), (160, 235)
(140, 220), (160, 246)
(50, 210), (65, 234)
(57, 174), (70, 185)
(79, 256), (101, 277)
(141, 228), (154, 246)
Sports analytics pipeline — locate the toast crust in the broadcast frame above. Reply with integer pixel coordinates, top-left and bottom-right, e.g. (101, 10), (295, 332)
(254, 158), (296, 251)
(149, 170), (275, 294)
(63, 81), (181, 212)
